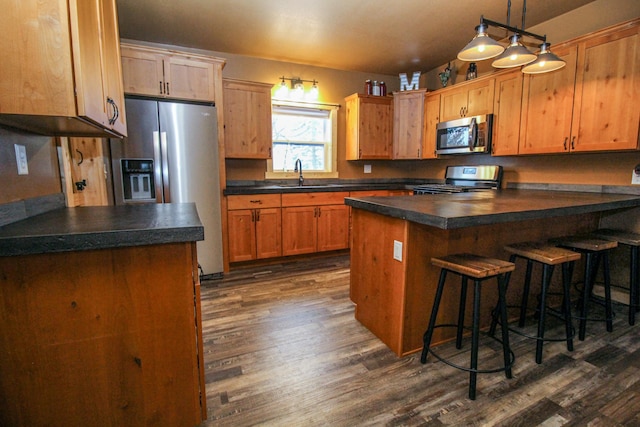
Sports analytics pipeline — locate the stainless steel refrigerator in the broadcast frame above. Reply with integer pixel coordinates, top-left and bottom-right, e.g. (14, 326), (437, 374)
(110, 97), (223, 278)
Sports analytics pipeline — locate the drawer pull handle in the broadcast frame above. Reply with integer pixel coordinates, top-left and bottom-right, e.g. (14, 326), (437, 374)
(250, 200), (262, 204)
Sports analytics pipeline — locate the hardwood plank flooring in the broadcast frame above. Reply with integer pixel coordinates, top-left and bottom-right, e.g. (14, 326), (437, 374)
(199, 254), (640, 426)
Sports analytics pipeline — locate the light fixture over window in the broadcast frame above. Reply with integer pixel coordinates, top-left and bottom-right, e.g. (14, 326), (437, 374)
(457, 0), (565, 74)
(274, 77), (319, 101)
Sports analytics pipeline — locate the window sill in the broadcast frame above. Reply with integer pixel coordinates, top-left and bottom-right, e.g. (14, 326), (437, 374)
(265, 171), (339, 180)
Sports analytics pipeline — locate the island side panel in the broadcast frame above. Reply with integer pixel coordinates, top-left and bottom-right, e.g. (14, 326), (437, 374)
(350, 208), (409, 355)
(0, 242), (204, 426)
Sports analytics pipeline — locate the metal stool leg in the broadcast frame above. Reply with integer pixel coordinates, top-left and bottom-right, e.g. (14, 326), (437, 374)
(602, 252), (613, 332)
(497, 273), (512, 379)
(579, 252), (595, 340)
(631, 246), (639, 325)
(456, 277), (468, 349)
(421, 269), (447, 363)
(561, 261), (575, 352)
(469, 279), (482, 400)
(520, 259), (534, 327)
(535, 264), (554, 364)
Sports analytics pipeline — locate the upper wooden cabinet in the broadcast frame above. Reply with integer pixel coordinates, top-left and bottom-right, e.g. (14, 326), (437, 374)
(121, 43), (224, 102)
(491, 70), (524, 156)
(223, 79), (273, 159)
(393, 89), (427, 159)
(520, 20), (639, 155)
(571, 23), (639, 152)
(423, 92), (440, 159)
(0, 0), (127, 137)
(345, 94), (393, 160)
(439, 79), (495, 122)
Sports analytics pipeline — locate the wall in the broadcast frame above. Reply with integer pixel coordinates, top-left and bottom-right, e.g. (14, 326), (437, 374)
(0, 126), (61, 204)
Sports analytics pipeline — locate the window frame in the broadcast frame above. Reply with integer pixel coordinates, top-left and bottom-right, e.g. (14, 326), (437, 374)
(266, 100), (339, 180)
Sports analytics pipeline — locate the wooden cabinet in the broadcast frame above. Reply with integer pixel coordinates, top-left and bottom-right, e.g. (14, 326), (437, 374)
(393, 89), (427, 159)
(519, 45), (579, 154)
(223, 79), (273, 159)
(491, 70), (524, 156)
(571, 23), (639, 152)
(0, 0), (127, 137)
(520, 20), (639, 155)
(0, 242), (207, 425)
(345, 94), (393, 160)
(423, 92), (440, 159)
(227, 194), (282, 262)
(281, 192), (350, 256)
(439, 79), (495, 122)
(121, 43), (222, 102)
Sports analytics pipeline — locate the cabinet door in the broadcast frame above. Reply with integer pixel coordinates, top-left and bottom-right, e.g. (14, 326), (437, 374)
(100, 0), (127, 136)
(466, 79), (495, 117)
(422, 93), (440, 159)
(317, 205), (350, 252)
(224, 80), (273, 159)
(165, 56), (216, 101)
(492, 71), (523, 156)
(519, 45), (578, 155)
(440, 87), (469, 121)
(255, 208), (282, 259)
(346, 95), (393, 160)
(571, 26), (639, 152)
(121, 46), (165, 97)
(282, 206), (317, 256)
(70, 0), (107, 127)
(393, 90), (426, 159)
(439, 79), (494, 122)
(227, 209), (256, 262)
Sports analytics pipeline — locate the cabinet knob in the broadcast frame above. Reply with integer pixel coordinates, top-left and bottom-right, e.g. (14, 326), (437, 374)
(563, 137), (568, 151)
(165, 82), (170, 95)
(571, 136), (576, 150)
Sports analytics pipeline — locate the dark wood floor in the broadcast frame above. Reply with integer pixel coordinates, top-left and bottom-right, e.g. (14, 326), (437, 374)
(199, 254), (640, 426)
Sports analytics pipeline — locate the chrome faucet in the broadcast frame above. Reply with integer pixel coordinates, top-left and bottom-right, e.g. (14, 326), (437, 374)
(294, 159), (304, 186)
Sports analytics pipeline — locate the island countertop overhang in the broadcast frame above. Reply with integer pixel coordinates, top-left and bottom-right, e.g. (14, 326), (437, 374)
(344, 189), (640, 229)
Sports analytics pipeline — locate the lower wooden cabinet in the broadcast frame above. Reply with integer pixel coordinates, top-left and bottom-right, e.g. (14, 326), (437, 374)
(281, 192), (350, 256)
(227, 195), (282, 262)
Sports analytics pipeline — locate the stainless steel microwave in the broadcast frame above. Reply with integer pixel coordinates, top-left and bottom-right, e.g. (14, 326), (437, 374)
(435, 114), (493, 155)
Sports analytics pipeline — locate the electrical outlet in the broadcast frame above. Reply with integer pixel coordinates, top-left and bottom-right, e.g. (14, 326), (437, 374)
(364, 164), (372, 174)
(15, 144), (28, 175)
(632, 165), (640, 185)
(393, 240), (403, 261)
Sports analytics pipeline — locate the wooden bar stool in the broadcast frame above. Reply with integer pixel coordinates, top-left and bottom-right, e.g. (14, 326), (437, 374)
(489, 242), (580, 364)
(420, 253), (515, 400)
(591, 229), (640, 325)
(554, 236), (618, 340)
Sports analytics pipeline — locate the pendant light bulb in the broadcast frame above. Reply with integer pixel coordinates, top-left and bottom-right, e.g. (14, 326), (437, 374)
(457, 23), (505, 61)
(522, 42), (566, 74)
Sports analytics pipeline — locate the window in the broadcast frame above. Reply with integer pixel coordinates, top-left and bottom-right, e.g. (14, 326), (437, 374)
(266, 101), (338, 179)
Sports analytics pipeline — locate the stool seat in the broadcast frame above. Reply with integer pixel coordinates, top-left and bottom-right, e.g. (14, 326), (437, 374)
(431, 253), (515, 278)
(553, 236), (618, 252)
(491, 241), (578, 364)
(504, 242), (581, 265)
(591, 228), (640, 247)
(422, 253), (515, 400)
(590, 228), (640, 325)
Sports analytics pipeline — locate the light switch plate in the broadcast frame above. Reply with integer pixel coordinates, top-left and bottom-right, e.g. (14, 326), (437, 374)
(15, 144), (28, 175)
(393, 240), (403, 261)
(364, 164), (372, 174)
(632, 171), (640, 185)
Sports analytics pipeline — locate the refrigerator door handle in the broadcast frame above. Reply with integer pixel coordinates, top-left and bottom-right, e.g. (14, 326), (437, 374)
(152, 131), (164, 203)
(160, 131), (171, 202)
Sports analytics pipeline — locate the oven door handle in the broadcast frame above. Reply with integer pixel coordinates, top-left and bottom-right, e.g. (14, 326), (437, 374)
(468, 117), (478, 151)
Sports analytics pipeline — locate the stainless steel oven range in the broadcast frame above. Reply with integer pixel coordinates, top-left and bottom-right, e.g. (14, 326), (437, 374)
(413, 165), (503, 195)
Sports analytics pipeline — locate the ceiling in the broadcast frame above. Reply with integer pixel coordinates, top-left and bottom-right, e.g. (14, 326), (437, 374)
(116, 0), (596, 76)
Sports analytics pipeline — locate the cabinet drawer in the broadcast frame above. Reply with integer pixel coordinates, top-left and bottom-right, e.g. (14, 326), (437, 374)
(227, 194), (281, 210)
(281, 192), (349, 207)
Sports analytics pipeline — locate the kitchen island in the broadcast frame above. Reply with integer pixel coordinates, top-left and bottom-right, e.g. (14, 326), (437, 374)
(345, 189), (640, 356)
(0, 203), (208, 426)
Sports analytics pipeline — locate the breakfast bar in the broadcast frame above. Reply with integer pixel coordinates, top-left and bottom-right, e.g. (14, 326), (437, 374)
(345, 189), (640, 356)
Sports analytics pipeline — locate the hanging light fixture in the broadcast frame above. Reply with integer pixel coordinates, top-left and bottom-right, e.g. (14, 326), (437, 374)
(491, 34), (537, 68)
(521, 42), (566, 74)
(457, 0), (565, 74)
(274, 77), (320, 101)
(457, 23), (505, 61)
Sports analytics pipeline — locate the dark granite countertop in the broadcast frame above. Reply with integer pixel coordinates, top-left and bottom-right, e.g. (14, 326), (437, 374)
(0, 203), (204, 257)
(345, 189), (640, 229)
(223, 181), (425, 195)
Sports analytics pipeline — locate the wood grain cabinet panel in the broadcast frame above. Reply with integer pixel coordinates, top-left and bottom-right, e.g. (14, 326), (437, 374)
(223, 79), (273, 159)
(439, 79), (495, 122)
(227, 194), (282, 262)
(0, 0), (127, 137)
(491, 70), (524, 156)
(393, 89), (427, 159)
(345, 94), (393, 160)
